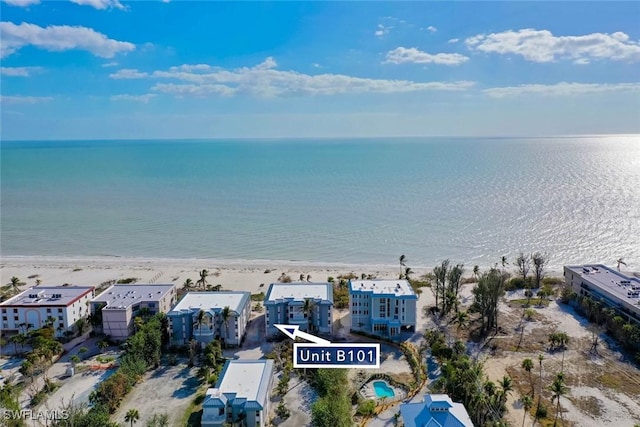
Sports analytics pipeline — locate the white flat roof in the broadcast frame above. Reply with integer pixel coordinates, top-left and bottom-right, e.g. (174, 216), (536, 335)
(216, 360), (274, 403)
(91, 284), (174, 310)
(1, 286), (94, 307)
(169, 292), (250, 315)
(349, 279), (416, 297)
(265, 282), (332, 302)
(565, 264), (640, 307)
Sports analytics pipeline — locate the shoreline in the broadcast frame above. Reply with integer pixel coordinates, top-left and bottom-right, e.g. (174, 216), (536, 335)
(0, 255), (580, 292)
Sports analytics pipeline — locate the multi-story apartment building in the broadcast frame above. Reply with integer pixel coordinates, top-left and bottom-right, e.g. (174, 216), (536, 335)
(564, 264), (640, 324)
(201, 359), (275, 427)
(167, 291), (251, 348)
(90, 284), (177, 340)
(348, 279), (417, 339)
(0, 286), (95, 337)
(264, 282), (333, 339)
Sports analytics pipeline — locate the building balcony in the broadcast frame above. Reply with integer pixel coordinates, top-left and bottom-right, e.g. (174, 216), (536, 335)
(201, 410), (226, 426)
(193, 327), (216, 337)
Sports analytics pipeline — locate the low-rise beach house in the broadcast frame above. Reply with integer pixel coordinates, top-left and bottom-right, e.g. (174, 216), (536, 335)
(167, 291), (251, 348)
(264, 282), (333, 339)
(89, 284), (177, 340)
(400, 394), (474, 427)
(1, 286), (94, 337)
(348, 279), (417, 339)
(201, 359), (275, 427)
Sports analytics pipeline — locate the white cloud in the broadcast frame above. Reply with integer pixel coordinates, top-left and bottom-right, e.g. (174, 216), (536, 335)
(69, 0), (126, 10)
(375, 24), (391, 38)
(0, 95), (52, 104)
(385, 47), (469, 66)
(120, 58), (475, 98)
(426, 26), (437, 33)
(1, 0), (39, 6)
(109, 68), (149, 79)
(0, 22), (135, 58)
(110, 94), (157, 103)
(484, 82), (640, 98)
(101, 61), (119, 67)
(0, 66), (41, 76)
(465, 29), (640, 63)
(448, 38), (459, 44)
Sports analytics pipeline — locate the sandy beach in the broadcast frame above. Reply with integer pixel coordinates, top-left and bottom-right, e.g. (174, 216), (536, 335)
(0, 256), (570, 294)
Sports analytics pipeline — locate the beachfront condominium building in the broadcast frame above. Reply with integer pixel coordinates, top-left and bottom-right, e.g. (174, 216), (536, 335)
(400, 394), (474, 427)
(0, 286), (94, 337)
(167, 291), (251, 348)
(90, 284), (177, 340)
(564, 264), (640, 324)
(264, 282), (333, 339)
(349, 279), (417, 339)
(201, 359), (275, 427)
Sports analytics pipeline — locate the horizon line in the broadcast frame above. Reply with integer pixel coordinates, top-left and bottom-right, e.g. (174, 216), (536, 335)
(2, 133), (639, 143)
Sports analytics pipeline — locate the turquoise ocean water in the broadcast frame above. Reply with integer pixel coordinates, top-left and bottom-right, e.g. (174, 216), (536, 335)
(1, 136), (639, 270)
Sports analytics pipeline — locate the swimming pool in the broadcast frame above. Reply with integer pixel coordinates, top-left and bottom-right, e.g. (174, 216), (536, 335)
(373, 381), (395, 398)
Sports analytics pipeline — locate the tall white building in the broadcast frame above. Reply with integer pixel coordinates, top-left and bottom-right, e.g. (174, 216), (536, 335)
(564, 264), (640, 324)
(1, 286), (95, 337)
(264, 283), (333, 340)
(349, 279), (417, 339)
(90, 284), (177, 340)
(167, 292), (251, 348)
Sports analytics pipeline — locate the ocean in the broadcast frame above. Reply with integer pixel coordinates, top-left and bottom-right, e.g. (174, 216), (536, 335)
(1, 136), (639, 270)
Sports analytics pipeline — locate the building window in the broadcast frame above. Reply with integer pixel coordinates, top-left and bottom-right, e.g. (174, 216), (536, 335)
(58, 316), (63, 320)
(2, 316), (6, 321)
(14, 316), (18, 321)
(46, 308), (51, 313)
(58, 308), (63, 313)
(13, 309), (18, 313)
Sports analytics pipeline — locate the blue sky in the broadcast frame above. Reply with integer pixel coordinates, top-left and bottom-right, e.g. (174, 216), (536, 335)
(1, 1), (639, 140)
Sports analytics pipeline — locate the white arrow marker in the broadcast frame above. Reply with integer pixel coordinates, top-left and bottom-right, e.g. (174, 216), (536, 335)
(274, 324), (331, 345)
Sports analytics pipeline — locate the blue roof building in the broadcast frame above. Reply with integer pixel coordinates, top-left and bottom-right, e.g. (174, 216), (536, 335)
(400, 394), (474, 427)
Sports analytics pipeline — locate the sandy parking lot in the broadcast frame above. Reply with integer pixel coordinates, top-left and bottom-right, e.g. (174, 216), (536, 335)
(112, 363), (199, 427)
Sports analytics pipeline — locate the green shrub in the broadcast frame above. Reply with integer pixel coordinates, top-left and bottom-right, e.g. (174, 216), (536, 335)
(116, 277), (139, 284)
(356, 399), (376, 416)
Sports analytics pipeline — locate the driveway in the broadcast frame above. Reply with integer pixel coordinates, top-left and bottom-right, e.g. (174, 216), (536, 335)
(223, 313), (273, 360)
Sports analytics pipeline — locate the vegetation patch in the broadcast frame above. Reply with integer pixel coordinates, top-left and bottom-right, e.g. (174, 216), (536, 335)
(117, 277), (139, 284)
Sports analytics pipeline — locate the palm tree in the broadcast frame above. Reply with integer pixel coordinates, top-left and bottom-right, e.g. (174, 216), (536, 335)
(183, 278), (193, 289)
(473, 265), (480, 281)
(453, 310), (469, 331)
(534, 354), (544, 426)
(195, 310), (205, 334)
(70, 355), (81, 367)
(125, 408), (140, 427)
(399, 255), (406, 278)
(196, 269), (209, 290)
(221, 306), (232, 347)
(9, 276), (21, 293)
(521, 358), (534, 396)
(302, 298), (315, 334)
(520, 394), (533, 427)
(498, 375), (513, 406)
(549, 373), (568, 427)
(616, 257), (627, 271)
(98, 340), (109, 353)
(306, 274), (311, 282)
(404, 267), (413, 281)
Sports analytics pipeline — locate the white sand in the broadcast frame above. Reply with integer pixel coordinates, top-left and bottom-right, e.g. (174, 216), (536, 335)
(0, 256), (418, 293)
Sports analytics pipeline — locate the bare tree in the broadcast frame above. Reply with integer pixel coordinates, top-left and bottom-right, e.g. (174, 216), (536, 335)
(516, 252), (531, 282)
(532, 252), (548, 288)
(432, 259), (450, 312)
(471, 267), (506, 335)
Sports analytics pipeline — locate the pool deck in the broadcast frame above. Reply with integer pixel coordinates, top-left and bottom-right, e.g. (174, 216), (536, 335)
(360, 379), (406, 403)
